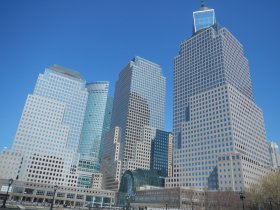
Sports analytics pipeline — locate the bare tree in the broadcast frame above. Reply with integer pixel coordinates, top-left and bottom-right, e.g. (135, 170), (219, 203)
(246, 172), (280, 209)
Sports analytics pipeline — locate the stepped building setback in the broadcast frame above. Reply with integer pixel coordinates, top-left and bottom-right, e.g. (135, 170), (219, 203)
(0, 65), (116, 192)
(0, 4), (278, 208)
(167, 3), (272, 191)
(101, 56), (167, 191)
(0, 65), (88, 186)
(0, 65), (118, 208)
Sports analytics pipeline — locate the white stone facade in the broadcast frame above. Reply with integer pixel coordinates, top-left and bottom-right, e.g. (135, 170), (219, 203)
(101, 57), (166, 191)
(168, 84), (271, 191)
(109, 57), (165, 174)
(0, 149), (22, 179)
(171, 5), (272, 192)
(123, 126), (155, 172)
(100, 127), (122, 191)
(168, 133), (173, 177)
(0, 179), (115, 208)
(268, 141), (280, 168)
(91, 173), (103, 189)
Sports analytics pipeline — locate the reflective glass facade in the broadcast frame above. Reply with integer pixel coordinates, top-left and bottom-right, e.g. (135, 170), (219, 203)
(77, 176), (92, 188)
(100, 96), (113, 162)
(79, 82), (112, 173)
(150, 130), (172, 177)
(193, 8), (216, 33)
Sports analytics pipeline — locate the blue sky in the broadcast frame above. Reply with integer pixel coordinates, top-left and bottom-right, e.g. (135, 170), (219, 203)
(0, 0), (280, 149)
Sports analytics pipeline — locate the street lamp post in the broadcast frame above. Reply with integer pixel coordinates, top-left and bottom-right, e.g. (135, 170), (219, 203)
(126, 196), (130, 210)
(165, 202), (167, 210)
(268, 197), (273, 210)
(191, 201), (194, 210)
(239, 192), (245, 210)
(126, 194), (135, 210)
(1, 178), (13, 208)
(50, 185), (58, 210)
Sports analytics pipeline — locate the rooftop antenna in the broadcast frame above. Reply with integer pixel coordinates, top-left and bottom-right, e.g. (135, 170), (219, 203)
(201, 0), (205, 7)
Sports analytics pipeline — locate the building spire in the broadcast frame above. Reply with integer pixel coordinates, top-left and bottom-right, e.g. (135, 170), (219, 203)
(201, 0), (205, 7)
(193, 0), (216, 34)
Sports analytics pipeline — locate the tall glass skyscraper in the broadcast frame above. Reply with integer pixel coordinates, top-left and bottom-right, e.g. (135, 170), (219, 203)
(167, 3), (271, 191)
(78, 82), (112, 172)
(100, 95), (113, 162)
(77, 82), (112, 188)
(0, 65), (88, 187)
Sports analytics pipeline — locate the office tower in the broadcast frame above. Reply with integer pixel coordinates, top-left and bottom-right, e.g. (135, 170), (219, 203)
(268, 141), (280, 168)
(167, 3), (271, 191)
(150, 130), (173, 177)
(100, 96), (113, 162)
(111, 56), (165, 171)
(78, 82), (112, 188)
(101, 56), (166, 190)
(78, 82), (112, 172)
(0, 65), (88, 187)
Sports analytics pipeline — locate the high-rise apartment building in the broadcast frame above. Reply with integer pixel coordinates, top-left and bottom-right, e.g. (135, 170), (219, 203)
(0, 65), (88, 187)
(167, 3), (271, 191)
(101, 56), (166, 190)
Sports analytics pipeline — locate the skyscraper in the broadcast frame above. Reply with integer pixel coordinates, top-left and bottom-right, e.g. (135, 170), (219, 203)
(0, 65), (88, 187)
(101, 56), (166, 190)
(78, 82), (112, 172)
(77, 81), (112, 188)
(111, 56), (165, 171)
(167, 3), (271, 191)
(100, 95), (113, 162)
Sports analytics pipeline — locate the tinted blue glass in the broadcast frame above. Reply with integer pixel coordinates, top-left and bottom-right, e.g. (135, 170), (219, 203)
(193, 9), (215, 33)
(150, 130), (170, 177)
(78, 82), (111, 173)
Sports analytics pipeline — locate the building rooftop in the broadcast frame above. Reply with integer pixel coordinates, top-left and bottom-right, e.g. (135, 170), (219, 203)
(48, 64), (83, 80)
(132, 56), (161, 68)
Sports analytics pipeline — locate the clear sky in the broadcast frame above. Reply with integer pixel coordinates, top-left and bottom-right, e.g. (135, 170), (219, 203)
(0, 0), (280, 149)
